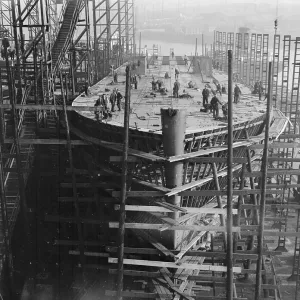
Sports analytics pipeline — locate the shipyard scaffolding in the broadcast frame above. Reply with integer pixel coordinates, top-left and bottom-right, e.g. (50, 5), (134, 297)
(0, 0), (300, 299)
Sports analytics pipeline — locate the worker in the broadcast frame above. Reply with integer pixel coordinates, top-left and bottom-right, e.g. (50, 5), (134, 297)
(210, 94), (223, 119)
(151, 78), (157, 91)
(116, 89), (123, 111)
(171, 51), (174, 59)
(134, 74), (138, 89)
(165, 72), (170, 79)
(110, 89), (117, 112)
(114, 72), (118, 83)
(175, 67), (180, 80)
(157, 79), (163, 89)
(258, 81), (264, 100)
(202, 85), (210, 107)
(221, 84), (226, 94)
(173, 80), (180, 98)
(83, 83), (89, 96)
(234, 84), (241, 104)
(222, 103), (228, 119)
(216, 83), (222, 95)
(184, 55), (188, 66)
(94, 96), (101, 121)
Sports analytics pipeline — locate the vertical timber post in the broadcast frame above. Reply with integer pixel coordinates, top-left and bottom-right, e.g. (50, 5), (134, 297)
(161, 108), (186, 249)
(255, 62), (272, 300)
(227, 49), (234, 300)
(117, 65), (131, 300)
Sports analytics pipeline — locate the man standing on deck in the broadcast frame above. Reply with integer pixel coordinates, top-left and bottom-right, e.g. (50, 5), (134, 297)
(234, 84), (242, 104)
(173, 80), (180, 98)
(258, 81), (264, 100)
(175, 67), (180, 80)
(216, 83), (222, 96)
(202, 85), (210, 107)
(184, 55), (188, 66)
(210, 93), (223, 119)
(110, 89), (117, 112)
(116, 89), (123, 111)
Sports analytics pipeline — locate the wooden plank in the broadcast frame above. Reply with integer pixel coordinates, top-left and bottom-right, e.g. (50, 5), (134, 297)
(180, 189), (285, 197)
(242, 231), (300, 237)
(110, 156), (140, 162)
(109, 223), (240, 233)
(4, 138), (89, 145)
(250, 142), (300, 149)
(244, 170), (300, 177)
(175, 233), (206, 261)
(152, 279), (170, 300)
(58, 196), (118, 203)
(187, 157), (247, 163)
(155, 277), (194, 300)
(113, 189), (285, 198)
(156, 202), (187, 213)
(105, 290), (247, 300)
(0, 104), (105, 111)
(55, 240), (104, 246)
(268, 157), (300, 162)
(45, 215), (106, 224)
(167, 139), (261, 163)
(69, 250), (109, 257)
(108, 258), (242, 273)
(118, 205), (237, 215)
(241, 204), (300, 209)
(278, 134), (300, 139)
(105, 247), (259, 259)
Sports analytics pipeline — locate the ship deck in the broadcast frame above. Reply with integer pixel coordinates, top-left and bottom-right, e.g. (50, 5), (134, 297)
(72, 56), (267, 135)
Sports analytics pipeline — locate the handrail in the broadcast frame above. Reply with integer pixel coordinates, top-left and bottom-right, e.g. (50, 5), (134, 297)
(52, 0), (70, 43)
(53, 0), (82, 74)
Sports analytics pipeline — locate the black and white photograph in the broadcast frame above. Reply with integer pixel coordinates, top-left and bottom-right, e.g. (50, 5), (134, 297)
(0, 0), (300, 299)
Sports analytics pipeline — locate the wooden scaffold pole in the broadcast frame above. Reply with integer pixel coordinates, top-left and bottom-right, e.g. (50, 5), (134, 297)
(227, 49), (234, 300)
(255, 62), (273, 300)
(117, 64), (131, 300)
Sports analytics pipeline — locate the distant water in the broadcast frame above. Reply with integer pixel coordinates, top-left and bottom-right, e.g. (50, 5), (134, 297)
(141, 38), (203, 56)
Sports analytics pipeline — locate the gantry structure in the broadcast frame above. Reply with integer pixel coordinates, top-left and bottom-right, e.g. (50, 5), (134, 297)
(1, 1), (300, 299)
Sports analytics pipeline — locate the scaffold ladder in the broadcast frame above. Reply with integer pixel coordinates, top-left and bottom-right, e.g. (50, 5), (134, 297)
(272, 34), (281, 107)
(255, 34), (262, 83)
(289, 37), (300, 130)
(222, 32), (227, 71)
(242, 33), (249, 84)
(235, 33), (242, 78)
(226, 32), (234, 72)
(288, 201), (300, 282)
(261, 34), (269, 89)
(249, 33), (256, 86)
(280, 35), (292, 115)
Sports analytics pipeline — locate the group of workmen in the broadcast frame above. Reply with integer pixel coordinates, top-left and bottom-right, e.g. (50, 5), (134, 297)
(201, 83), (242, 119)
(93, 88), (123, 121)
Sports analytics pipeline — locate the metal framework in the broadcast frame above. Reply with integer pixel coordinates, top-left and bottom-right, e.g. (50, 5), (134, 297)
(234, 33), (242, 78)
(272, 34), (281, 107)
(261, 34), (269, 89)
(242, 33), (249, 84)
(226, 32), (234, 73)
(280, 35), (292, 115)
(254, 34), (262, 83)
(249, 33), (256, 86)
(94, 0), (134, 81)
(222, 32), (227, 71)
(0, 0), (12, 39)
